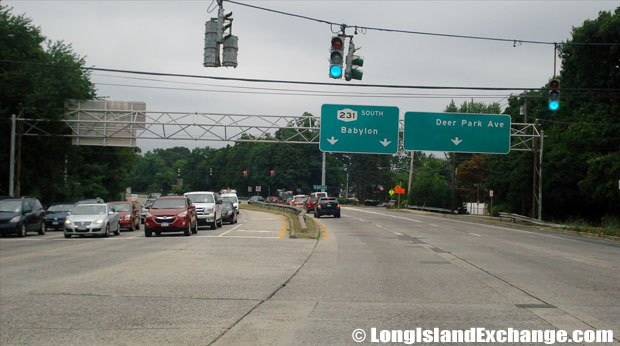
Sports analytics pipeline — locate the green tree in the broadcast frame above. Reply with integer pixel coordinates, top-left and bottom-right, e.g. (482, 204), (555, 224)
(409, 159), (451, 208)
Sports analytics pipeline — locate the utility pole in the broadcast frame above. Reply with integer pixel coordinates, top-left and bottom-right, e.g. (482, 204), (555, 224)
(538, 130), (544, 220)
(407, 151), (414, 195)
(532, 120), (539, 218)
(9, 114), (16, 197)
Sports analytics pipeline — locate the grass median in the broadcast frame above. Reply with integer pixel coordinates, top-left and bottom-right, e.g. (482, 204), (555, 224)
(240, 204), (320, 239)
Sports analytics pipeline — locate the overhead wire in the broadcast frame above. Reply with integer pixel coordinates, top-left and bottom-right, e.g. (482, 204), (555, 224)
(223, 0), (620, 47)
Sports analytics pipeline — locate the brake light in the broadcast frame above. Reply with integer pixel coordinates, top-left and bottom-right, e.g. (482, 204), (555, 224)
(337, 204), (340, 208)
(318, 205), (322, 209)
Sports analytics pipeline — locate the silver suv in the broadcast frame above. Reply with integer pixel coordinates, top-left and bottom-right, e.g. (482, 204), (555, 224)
(183, 192), (222, 230)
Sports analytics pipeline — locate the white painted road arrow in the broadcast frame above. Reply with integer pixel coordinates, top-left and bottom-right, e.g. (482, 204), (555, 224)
(327, 136), (339, 145)
(451, 137), (463, 146)
(380, 138), (391, 147)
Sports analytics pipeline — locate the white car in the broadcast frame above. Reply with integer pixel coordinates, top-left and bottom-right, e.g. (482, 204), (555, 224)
(64, 203), (120, 238)
(184, 191), (222, 230)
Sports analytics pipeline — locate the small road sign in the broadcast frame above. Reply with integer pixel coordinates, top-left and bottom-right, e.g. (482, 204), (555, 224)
(320, 104), (399, 154)
(403, 111), (511, 154)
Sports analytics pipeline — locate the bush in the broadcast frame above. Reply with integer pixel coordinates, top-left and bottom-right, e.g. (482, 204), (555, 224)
(337, 197), (353, 205)
(490, 204), (509, 217)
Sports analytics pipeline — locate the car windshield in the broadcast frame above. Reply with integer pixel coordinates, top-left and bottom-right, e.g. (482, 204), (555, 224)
(0, 200), (22, 213)
(222, 196), (236, 203)
(111, 203), (131, 212)
(152, 199), (186, 209)
(185, 194), (214, 203)
(47, 204), (73, 212)
(72, 205), (107, 215)
(295, 196), (307, 202)
(221, 201), (233, 210)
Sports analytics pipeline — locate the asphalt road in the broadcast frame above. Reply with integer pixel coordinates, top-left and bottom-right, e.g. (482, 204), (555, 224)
(1, 206), (619, 345)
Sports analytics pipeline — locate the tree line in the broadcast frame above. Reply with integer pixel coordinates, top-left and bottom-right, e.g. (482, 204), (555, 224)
(1, 5), (618, 225)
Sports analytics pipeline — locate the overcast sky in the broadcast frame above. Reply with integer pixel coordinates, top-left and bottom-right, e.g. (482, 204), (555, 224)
(5, 0), (618, 151)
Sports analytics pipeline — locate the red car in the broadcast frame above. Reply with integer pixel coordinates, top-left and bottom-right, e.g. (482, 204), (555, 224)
(305, 197), (319, 213)
(144, 196), (198, 237)
(109, 201), (140, 232)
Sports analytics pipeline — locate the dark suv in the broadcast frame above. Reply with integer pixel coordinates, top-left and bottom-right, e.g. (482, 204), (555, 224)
(0, 197), (47, 236)
(313, 197), (340, 218)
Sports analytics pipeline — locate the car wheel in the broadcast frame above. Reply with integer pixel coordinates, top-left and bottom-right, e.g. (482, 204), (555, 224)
(233, 214), (237, 224)
(114, 223), (120, 236)
(145, 230), (152, 237)
(336, 213), (341, 218)
(184, 223), (191, 236)
(211, 220), (217, 230)
(64, 233), (71, 238)
(18, 224), (27, 237)
(38, 222), (46, 235)
(216, 218), (222, 228)
(104, 224), (110, 237)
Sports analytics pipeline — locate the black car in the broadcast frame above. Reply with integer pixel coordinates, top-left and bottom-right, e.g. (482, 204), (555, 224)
(314, 197), (340, 218)
(0, 197), (47, 236)
(45, 203), (74, 231)
(221, 201), (237, 224)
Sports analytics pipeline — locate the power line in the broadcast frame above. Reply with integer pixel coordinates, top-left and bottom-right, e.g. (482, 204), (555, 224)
(224, 0), (620, 47)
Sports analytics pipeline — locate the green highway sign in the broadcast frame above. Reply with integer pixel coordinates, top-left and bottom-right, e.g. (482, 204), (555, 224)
(320, 104), (399, 154)
(313, 185), (327, 190)
(403, 112), (511, 154)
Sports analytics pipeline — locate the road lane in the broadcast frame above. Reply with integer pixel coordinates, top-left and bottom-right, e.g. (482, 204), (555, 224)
(213, 206), (619, 345)
(0, 209), (315, 346)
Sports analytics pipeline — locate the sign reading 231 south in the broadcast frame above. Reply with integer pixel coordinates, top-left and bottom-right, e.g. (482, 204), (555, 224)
(320, 104), (399, 154)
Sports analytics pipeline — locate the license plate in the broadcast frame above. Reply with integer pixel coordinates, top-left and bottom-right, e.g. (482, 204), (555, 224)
(326, 204), (332, 207)
(78, 227), (87, 231)
(161, 223), (169, 227)
(52, 222), (59, 225)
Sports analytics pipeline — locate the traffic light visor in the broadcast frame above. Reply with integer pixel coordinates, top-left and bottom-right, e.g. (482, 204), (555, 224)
(330, 51), (343, 64)
(331, 37), (343, 50)
(330, 65), (343, 78)
(550, 79), (560, 89)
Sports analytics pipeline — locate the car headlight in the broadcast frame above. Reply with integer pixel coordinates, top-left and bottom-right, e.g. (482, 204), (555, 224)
(206, 207), (214, 213)
(146, 212), (152, 218)
(178, 211), (187, 217)
(94, 219), (104, 224)
(124, 215), (131, 220)
(10, 215), (21, 223)
(65, 219), (72, 225)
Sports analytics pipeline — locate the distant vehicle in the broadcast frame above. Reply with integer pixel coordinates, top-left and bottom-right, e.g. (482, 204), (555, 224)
(75, 197), (104, 205)
(0, 197), (46, 237)
(148, 192), (162, 199)
(292, 195), (308, 207)
(248, 196), (265, 204)
(310, 191), (328, 200)
(64, 203), (120, 238)
(183, 191), (222, 230)
(144, 196), (197, 237)
(45, 203), (74, 231)
(265, 196), (278, 204)
(108, 201), (140, 231)
(305, 196), (319, 213)
(221, 192), (239, 215)
(221, 201), (238, 224)
(314, 197), (340, 218)
(386, 200), (397, 209)
(141, 198), (156, 224)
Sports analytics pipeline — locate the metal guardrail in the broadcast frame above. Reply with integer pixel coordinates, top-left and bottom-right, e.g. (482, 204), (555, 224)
(406, 205), (457, 214)
(499, 212), (563, 228)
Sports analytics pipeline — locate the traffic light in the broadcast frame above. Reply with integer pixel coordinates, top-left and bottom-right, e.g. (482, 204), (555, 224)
(203, 19), (221, 67)
(270, 170), (275, 177)
(329, 36), (345, 79)
(243, 170), (247, 176)
(222, 35), (238, 68)
(345, 41), (363, 81)
(548, 78), (560, 111)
